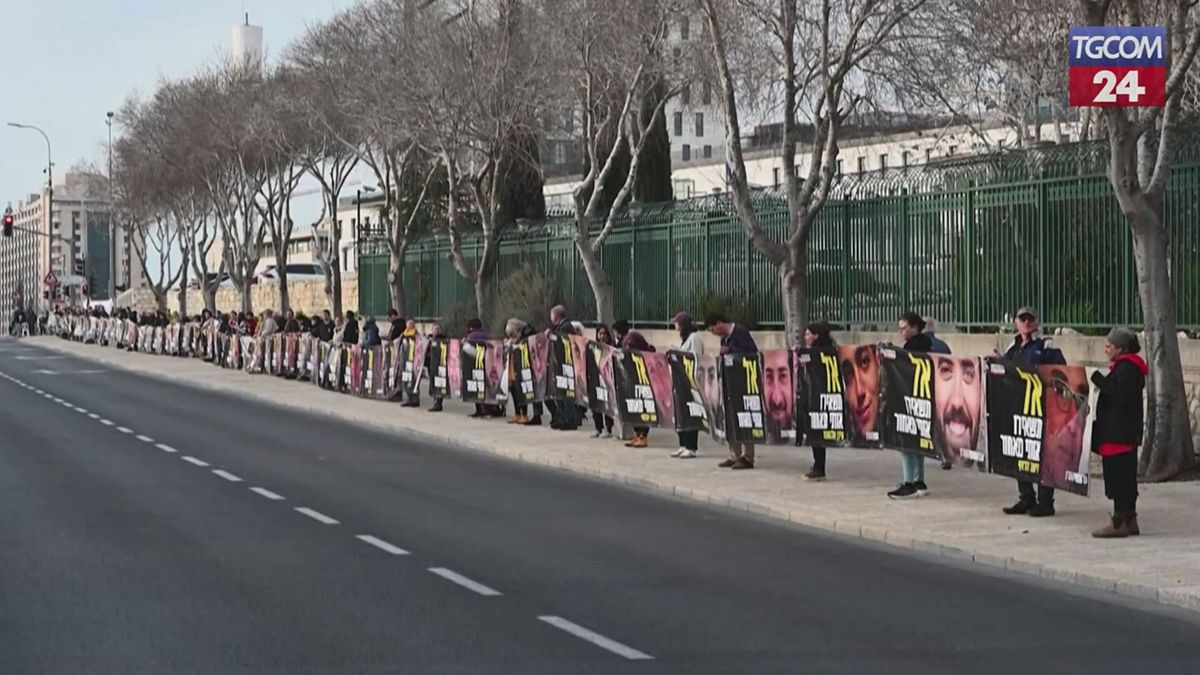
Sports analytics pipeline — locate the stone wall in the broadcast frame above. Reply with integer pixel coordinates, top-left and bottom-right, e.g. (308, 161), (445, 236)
(168, 278), (359, 318)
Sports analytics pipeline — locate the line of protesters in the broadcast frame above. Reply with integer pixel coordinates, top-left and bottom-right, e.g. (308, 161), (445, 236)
(47, 301), (1146, 540)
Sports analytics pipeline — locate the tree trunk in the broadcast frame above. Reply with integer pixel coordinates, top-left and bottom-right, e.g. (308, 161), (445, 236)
(778, 249), (807, 347)
(1129, 205), (1197, 480)
(389, 241), (409, 319)
(240, 277), (253, 314)
(178, 264), (189, 319)
(577, 239), (615, 326)
(203, 284), (217, 314)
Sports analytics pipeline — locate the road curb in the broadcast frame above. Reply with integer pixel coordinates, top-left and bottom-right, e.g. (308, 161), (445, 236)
(25, 337), (1200, 617)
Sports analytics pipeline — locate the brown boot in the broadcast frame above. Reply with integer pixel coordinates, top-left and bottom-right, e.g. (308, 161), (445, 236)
(629, 435), (648, 448)
(1092, 514), (1130, 539)
(1126, 513), (1140, 536)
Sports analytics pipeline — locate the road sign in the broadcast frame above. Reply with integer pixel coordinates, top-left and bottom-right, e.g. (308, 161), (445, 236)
(1068, 26), (1166, 108)
(43, 271), (59, 288)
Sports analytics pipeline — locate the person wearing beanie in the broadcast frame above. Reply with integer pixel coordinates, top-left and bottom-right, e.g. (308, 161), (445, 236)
(671, 311), (704, 458)
(1090, 327), (1147, 538)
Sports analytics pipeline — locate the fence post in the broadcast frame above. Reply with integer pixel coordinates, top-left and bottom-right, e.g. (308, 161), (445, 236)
(841, 200), (851, 323)
(666, 221), (674, 320)
(965, 182), (976, 327)
(900, 190), (911, 312)
(631, 224), (638, 323)
(1037, 172), (1048, 324)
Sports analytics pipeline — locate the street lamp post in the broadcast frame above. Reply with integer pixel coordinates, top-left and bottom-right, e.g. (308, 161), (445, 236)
(106, 112), (117, 302)
(6, 122), (71, 309)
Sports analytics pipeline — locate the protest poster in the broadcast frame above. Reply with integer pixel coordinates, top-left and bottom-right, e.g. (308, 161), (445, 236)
(411, 337), (429, 395)
(586, 340), (619, 419)
(881, 346), (937, 458)
(548, 333), (578, 403)
(447, 339), (462, 399)
(460, 340), (487, 403)
(796, 348), (849, 447)
(931, 354), (986, 470)
(761, 349), (796, 444)
(986, 359), (1043, 484)
(426, 339), (450, 399)
(838, 344), (883, 448)
(615, 349), (659, 428)
(569, 335), (591, 409)
(484, 340), (508, 405)
(721, 354), (766, 443)
(1038, 364), (1091, 496)
(696, 355), (726, 442)
(362, 346), (386, 399)
(512, 339), (536, 404)
(668, 349), (709, 433)
(528, 332), (549, 402)
(644, 351), (675, 431)
(399, 337), (418, 395)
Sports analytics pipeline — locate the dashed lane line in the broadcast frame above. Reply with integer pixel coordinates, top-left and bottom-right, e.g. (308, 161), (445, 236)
(295, 507), (339, 525)
(428, 567), (502, 597)
(181, 456), (210, 467)
(250, 487), (285, 501)
(537, 616), (654, 661)
(356, 535), (410, 556)
(212, 469), (243, 483)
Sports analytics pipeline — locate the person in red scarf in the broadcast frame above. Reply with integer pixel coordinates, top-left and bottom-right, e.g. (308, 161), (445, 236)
(1089, 327), (1148, 538)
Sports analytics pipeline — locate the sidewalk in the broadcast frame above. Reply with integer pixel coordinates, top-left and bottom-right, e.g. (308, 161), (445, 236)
(24, 336), (1200, 613)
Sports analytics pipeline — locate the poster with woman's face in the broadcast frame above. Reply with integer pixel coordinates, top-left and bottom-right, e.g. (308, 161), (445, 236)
(570, 335), (591, 409)
(644, 351), (675, 430)
(447, 339), (462, 400)
(1040, 364), (1091, 495)
(839, 344), (881, 447)
(528, 332), (550, 402)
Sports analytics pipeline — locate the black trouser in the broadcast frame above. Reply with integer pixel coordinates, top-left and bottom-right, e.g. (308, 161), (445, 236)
(1103, 451), (1139, 516)
(593, 412), (613, 433)
(634, 426), (650, 438)
(812, 445), (826, 472)
(531, 401), (543, 421)
(677, 430), (699, 451)
(1017, 480), (1055, 505)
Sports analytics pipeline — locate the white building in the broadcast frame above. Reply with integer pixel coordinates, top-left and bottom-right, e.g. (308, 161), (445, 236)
(232, 15), (264, 72)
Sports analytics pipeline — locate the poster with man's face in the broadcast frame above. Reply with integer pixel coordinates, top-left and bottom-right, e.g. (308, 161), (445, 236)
(697, 355), (726, 442)
(932, 354), (985, 468)
(447, 339), (462, 400)
(1039, 364), (1091, 495)
(528, 332), (550, 402)
(840, 344), (882, 447)
(761, 349), (795, 444)
(484, 339), (508, 405)
(644, 351), (675, 431)
(570, 335), (591, 409)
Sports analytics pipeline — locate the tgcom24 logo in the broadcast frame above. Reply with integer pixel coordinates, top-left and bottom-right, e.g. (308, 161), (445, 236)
(1068, 26), (1166, 108)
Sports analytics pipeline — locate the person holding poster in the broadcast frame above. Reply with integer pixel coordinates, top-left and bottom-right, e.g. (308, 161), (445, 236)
(399, 319), (422, 408)
(462, 319), (491, 417)
(706, 313), (760, 470)
(888, 312), (934, 500)
(589, 325), (617, 438)
(547, 305), (583, 431)
(670, 312), (704, 458)
(505, 319), (533, 424)
(425, 323), (449, 412)
(620, 330), (656, 447)
(1090, 328), (1147, 538)
(997, 307), (1067, 518)
(931, 353), (983, 470)
(802, 322), (837, 481)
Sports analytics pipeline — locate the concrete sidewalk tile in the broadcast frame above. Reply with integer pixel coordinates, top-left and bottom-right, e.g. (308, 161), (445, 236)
(26, 336), (1200, 616)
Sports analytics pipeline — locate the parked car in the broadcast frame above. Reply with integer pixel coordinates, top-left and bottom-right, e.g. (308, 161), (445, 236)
(255, 263), (326, 283)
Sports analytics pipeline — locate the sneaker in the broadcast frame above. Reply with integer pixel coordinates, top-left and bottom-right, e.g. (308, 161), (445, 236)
(427, 404), (443, 412)
(593, 430), (605, 439)
(804, 469), (826, 482)
(602, 430), (613, 439)
(670, 448), (687, 457)
(888, 483), (919, 500)
(1027, 502), (1056, 518)
(914, 481), (929, 496)
(677, 449), (696, 459)
(941, 460), (953, 470)
(1002, 499), (1035, 515)
(731, 457), (755, 470)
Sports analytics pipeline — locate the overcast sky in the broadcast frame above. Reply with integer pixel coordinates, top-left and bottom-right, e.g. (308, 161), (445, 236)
(0, 0), (364, 222)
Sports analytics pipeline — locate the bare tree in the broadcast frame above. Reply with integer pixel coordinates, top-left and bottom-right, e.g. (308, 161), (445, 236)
(1078, 0), (1200, 480)
(697, 0), (927, 342)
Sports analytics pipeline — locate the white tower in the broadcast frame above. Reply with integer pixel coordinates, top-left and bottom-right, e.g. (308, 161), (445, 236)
(232, 14), (264, 72)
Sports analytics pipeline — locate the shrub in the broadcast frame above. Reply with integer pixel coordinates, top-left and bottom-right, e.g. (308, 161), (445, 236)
(485, 260), (561, 335)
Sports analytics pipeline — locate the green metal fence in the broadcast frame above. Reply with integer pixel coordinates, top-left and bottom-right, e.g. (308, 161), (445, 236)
(359, 143), (1200, 329)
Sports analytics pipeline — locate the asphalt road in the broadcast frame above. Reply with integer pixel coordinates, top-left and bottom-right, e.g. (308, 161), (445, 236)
(1, 338), (1198, 674)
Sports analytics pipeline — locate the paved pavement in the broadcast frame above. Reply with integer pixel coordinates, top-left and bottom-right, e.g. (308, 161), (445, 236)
(3, 337), (1200, 673)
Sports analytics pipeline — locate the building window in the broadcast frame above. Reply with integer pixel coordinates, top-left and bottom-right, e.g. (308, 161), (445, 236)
(680, 16), (689, 40)
(856, 156), (866, 173)
(702, 82), (712, 105)
(703, 144), (712, 159)
(948, 145), (958, 156)
(681, 144), (691, 162)
(879, 154), (888, 172)
(925, 148), (932, 163)
(836, 159), (844, 176)
(772, 167), (781, 189)
(694, 113), (704, 137)
(682, 85), (691, 106)
(902, 150), (911, 167)
(673, 112), (683, 137)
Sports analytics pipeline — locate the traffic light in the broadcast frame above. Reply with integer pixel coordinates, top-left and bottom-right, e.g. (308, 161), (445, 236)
(2, 213), (13, 238)
(81, 283), (90, 297)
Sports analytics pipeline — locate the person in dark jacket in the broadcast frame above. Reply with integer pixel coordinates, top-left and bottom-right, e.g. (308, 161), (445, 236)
(464, 318), (491, 418)
(997, 307), (1067, 517)
(386, 309), (404, 342)
(804, 321), (836, 481)
(705, 312), (760, 469)
(621, 329), (655, 447)
(505, 319), (532, 423)
(361, 316), (381, 347)
(282, 310), (301, 334)
(889, 312), (933, 499)
(548, 305), (582, 431)
(343, 311), (360, 346)
(310, 315), (325, 340)
(1090, 327), (1147, 538)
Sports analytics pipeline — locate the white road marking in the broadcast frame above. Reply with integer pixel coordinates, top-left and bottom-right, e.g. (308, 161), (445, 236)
(212, 469), (243, 482)
(155, 443), (178, 453)
(250, 487), (285, 501)
(537, 616), (654, 660)
(355, 535), (410, 556)
(99, 419), (114, 426)
(181, 456), (210, 467)
(427, 568), (502, 597)
(74, 407), (88, 413)
(135, 434), (154, 443)
(116, 426), (133, 434)
(295, 507), (339, 525)
(88, 413), (100, 419)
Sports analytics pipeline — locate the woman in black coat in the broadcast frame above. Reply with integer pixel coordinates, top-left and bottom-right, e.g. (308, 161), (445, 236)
(1090, 327), (1147, 538)
(803, 321), (836, 481)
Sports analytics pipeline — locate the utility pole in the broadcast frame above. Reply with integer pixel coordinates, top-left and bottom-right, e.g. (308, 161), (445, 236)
(107, 111), (117, 301)
(6, 122), (58, 309)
